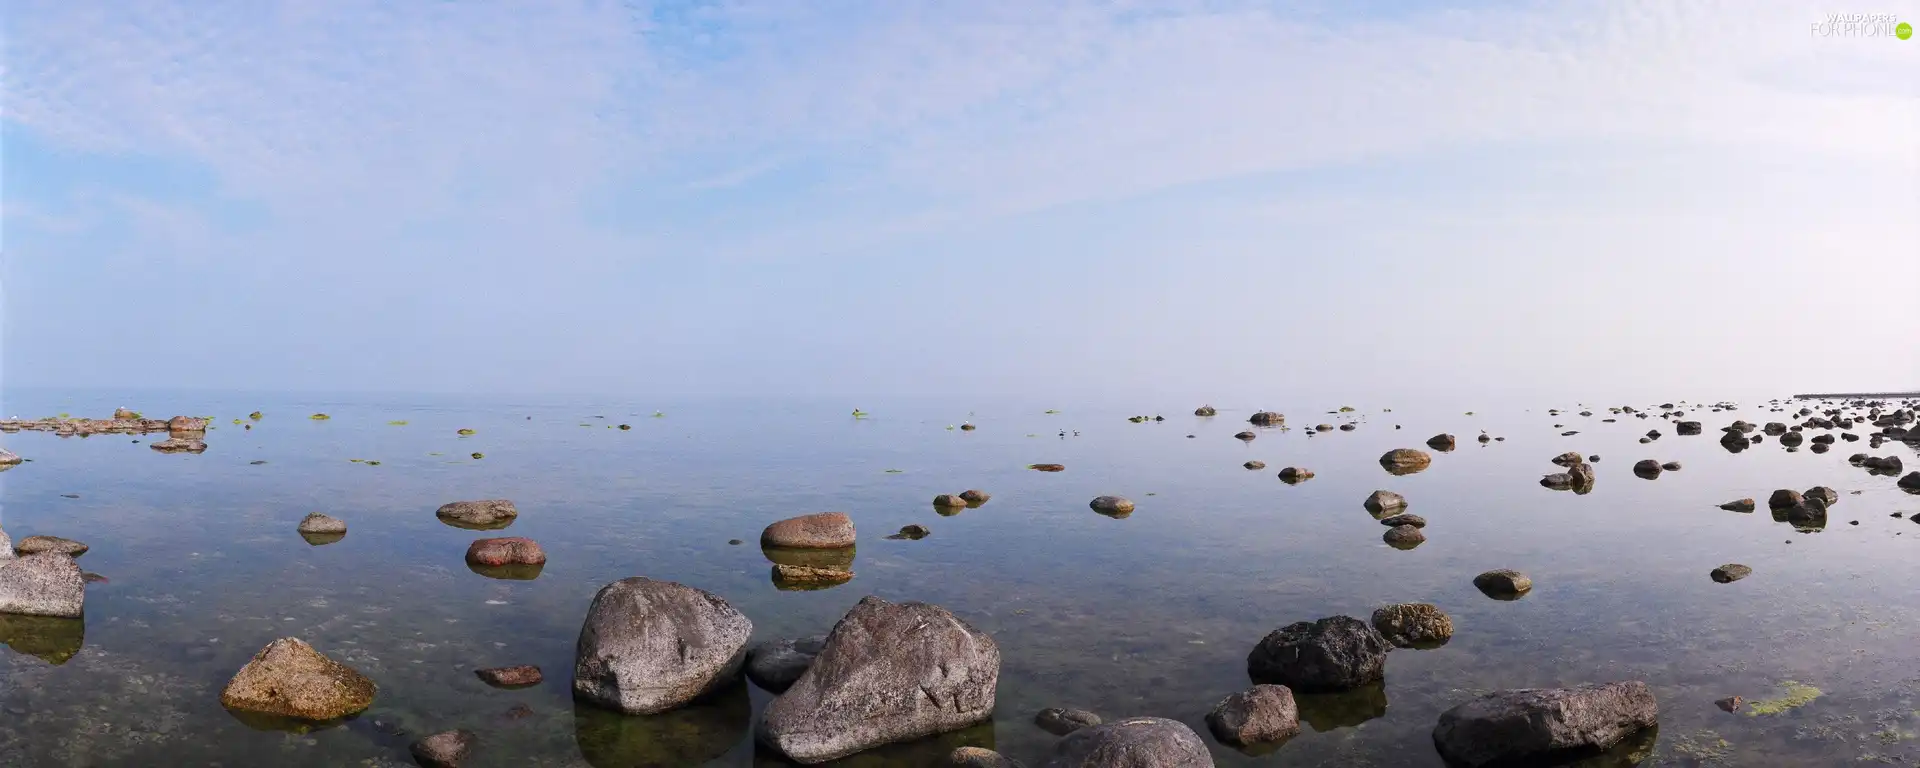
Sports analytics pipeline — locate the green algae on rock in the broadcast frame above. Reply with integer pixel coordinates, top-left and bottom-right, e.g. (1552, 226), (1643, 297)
(1746, 681), (1822, 716)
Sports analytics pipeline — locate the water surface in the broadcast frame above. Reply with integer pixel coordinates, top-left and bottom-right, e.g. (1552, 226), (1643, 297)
(1, 390), (1917, 766)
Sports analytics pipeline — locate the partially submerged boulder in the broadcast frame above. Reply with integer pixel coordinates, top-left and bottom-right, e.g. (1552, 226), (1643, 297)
(756, 596), (999, 764)
(465, 537), (547, 567)
(0, 552), (85, 618)
(1246, 615), (1390, 693)
(573, 578), (753, 715)
(1431, 681), (1658, 767)
(1379, 449), (1432, 474)
(219, 638), (377, 721)
(296, 513), (346, 535)
(760, 512), (856, 549)
(1370, 603), (1453, 648)
(1205, 685), (1300, 746)
(1040, 717), (1211, 768)
(436, 499), (519, 528)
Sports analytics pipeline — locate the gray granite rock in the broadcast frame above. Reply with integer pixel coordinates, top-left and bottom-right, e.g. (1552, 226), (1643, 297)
(1040, 717), (1211, 768)
(573, 578), (753, 715)
(1432, 681), (1658, 767)
(0, 552), (85, 618)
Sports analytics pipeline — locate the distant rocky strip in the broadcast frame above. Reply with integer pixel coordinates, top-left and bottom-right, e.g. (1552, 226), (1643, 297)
(0, 413), (209, 436)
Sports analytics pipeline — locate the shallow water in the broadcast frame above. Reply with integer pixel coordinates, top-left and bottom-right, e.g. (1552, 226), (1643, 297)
(0, 389), (1916, 767)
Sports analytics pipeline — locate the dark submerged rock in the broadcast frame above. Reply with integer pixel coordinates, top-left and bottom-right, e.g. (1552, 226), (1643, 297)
(475, 665), (542, 687)
(1034, 707), (1102, 735)
(745, 635), (826, 694)
(1473, 569), (1531, 599)
(1089, 496), (1135, 516)
(410, 729), (476, 768)
(1383, 525), (1425, 549)
(1711, 564), (1752, 583)
(1363, 490), (1407, 514)
(1246, 615), (1391, 693)
(1278, 467), (1315, 484)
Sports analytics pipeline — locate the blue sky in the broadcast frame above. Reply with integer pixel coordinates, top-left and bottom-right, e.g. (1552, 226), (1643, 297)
(3, 0), (1916, 404)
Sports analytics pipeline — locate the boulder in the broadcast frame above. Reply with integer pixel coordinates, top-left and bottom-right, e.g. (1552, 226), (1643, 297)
(1244, 460), (1267, 470)
(1383, 525), (1425, 548)
(1194, 406), (1218, 417)
(756, 596), (999, 764)
(219, 638), (377, 720)
(761, 512), (856, 549)
(1803, 486), (1839, 507)
(1427, 433), (1457, 451)
(959, 490), (991, 504)
(410, 729), (475, 768)
(1473, 569), (1532, 598)
(1040, 717), (1211, 768)
(1901, 472), (1920, 490)
(1034, 707), (1102, 735)
(887, 524), (932, 540)
(0, 449), (19, 467)
(1370, 603), (1453, 648)
(933, 494), (969, 508)
(1363, 491), (1407, 514)
(436, 500), (519, 528)
(1249, 411), (1285, 426)
(1431, 681), (1658, 768)
(1719, 499), (1756, 512)
(1379, 449), (1432, 474)
(573, 578), (753, 715)
(1089, 496), (1135, 516)
(296, 513), (346, 535)
(0, 552), (85, 617)
(1234, 431), (1256, 441)
(745, 635), (826, 694)
(1379, 513), (1426, 528)
(1539, 473), (1573, 490)
(1278, 467), (1314, 483)
(465, 537), (546, 567)
(1768, 489), (1803, 510)
(1205, 685), (1300, 746)
(1676, 421), (1702, 435)
(1246, 615), (1390, 693)
(1631, 460), (1662, 478)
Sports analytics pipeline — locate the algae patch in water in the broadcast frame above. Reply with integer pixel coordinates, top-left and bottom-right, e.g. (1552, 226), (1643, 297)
(388, 420), (408, 426)
(457, 428), (476, 436)
(884, 469), (904, 474)
(310, 414), (330, 420)
(1045, 409), (1060, 414)
(1747, 681), (1823, 716)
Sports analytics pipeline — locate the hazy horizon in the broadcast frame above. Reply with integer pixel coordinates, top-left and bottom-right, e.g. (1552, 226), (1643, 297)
(4, 1), (1916, 403)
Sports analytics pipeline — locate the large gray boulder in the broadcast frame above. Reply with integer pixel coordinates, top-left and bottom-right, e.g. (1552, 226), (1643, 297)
(1432, 681), (1658, 767)
(756, 596), (999, 764)
(0, 552), (85, 618)
(1246, 615), (1391, 693)
(573, 578), (753, 715)
(1040, 717), (1211, 768)
(0, 527), (12, 561)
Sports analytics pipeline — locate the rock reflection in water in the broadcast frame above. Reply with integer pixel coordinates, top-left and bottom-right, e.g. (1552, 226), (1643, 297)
(762, 546), (856, 570)
(1294, 681), (1387, 733)
(750, 721), (996, 767)
(299, 531), (347, 547)
(0, 614), (84, 665)
(574, 682), (748, 768)
(467, 561), (545, 580)
(223, 706), (357, 735)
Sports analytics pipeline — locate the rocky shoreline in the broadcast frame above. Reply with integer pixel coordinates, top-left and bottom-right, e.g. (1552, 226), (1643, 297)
(0, 414), (208, 437)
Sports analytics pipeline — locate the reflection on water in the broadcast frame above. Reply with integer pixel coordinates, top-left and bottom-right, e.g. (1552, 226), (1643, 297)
(224, 706), (357, 735)
(299, 531), (346, 547)
(575, 683), (750, 768)
(0, 614), (83, 665)
(467, 561), (545, 580)
(0, 391), (1916, 765)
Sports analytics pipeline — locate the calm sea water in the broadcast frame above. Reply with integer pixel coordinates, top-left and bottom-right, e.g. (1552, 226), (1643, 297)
(0, 389), (1916, 767)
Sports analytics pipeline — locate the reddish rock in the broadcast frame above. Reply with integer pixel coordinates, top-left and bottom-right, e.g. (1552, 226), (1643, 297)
(759, 512), (856, 549)
(464, 537), (546, 567)
(475, 665), (543, 687)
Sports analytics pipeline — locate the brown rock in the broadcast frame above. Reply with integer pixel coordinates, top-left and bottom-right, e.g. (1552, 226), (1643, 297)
(760, 512), (856, 549)
(219, 638), (376, 720)
(15, 536), (88, 557)
(1028, 463), (1066, 472)
(475, 665), (542, 687)
(410, 729), (475, 768)
(933, 494), (969, 507)
(464, 537), (546, 567)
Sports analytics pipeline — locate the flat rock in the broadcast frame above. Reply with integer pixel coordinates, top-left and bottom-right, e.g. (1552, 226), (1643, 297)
(958, 490), (990, 504)
(1243, 460), (1266, 470)
(1711, 564), (1752, 583)
(745, 635), (826, 694)
(465, 537), (547, 567)
(1040, 717), (1211, 768)
(1035, 707), (1102, 736)
(1205, 685), (1300, 746)
(296, 513), (346, 535)
(756, 596), (999, 764)
(436, 499), (519, 528)
(475, 665), (542, 687)
(1379, 513), (1426, 528)
(1432, 681), (1658, 768)
(0, 552), (85, 617)
(760, 512), (856, 549)
(1371, 603), (1453, 648)
(1246, 615), (1390, 693)
(410, 729), (475, 768)
(1383, 525), (1425, 548)
(149, 437), (208, 454)
(573, 577), (753, 715)
(14, 536), (87, 557)
(1719, 499), (1755, 512)
(220, 638), (377, 720)
(1379, 448), (1432, 474)
(950, 747), (1027, 767)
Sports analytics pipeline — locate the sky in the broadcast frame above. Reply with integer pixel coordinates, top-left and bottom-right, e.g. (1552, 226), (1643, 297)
(1, 0), (1916, 406)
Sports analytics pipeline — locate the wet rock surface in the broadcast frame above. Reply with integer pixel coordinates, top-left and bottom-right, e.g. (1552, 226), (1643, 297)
(1371, 603), (1454, 648)
(295, 513), (346, 535)
(1711, 564), (1752, 583)
(474, 665), (542, 687)
(15, 536), (88, 557)
(1474, 569), (1532, 598)
(409, 729), (475, 768)
(0, 552), (86, 618)
(745, 634), (826, 694)
(1089, 496), (1135, 516)
(1206, 684), (1300, 746)
(1034, 707), (1102, 735)
(436, 499), (519, 528)
(760, 512), (857, 549)
(464, 537), (547, 567)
